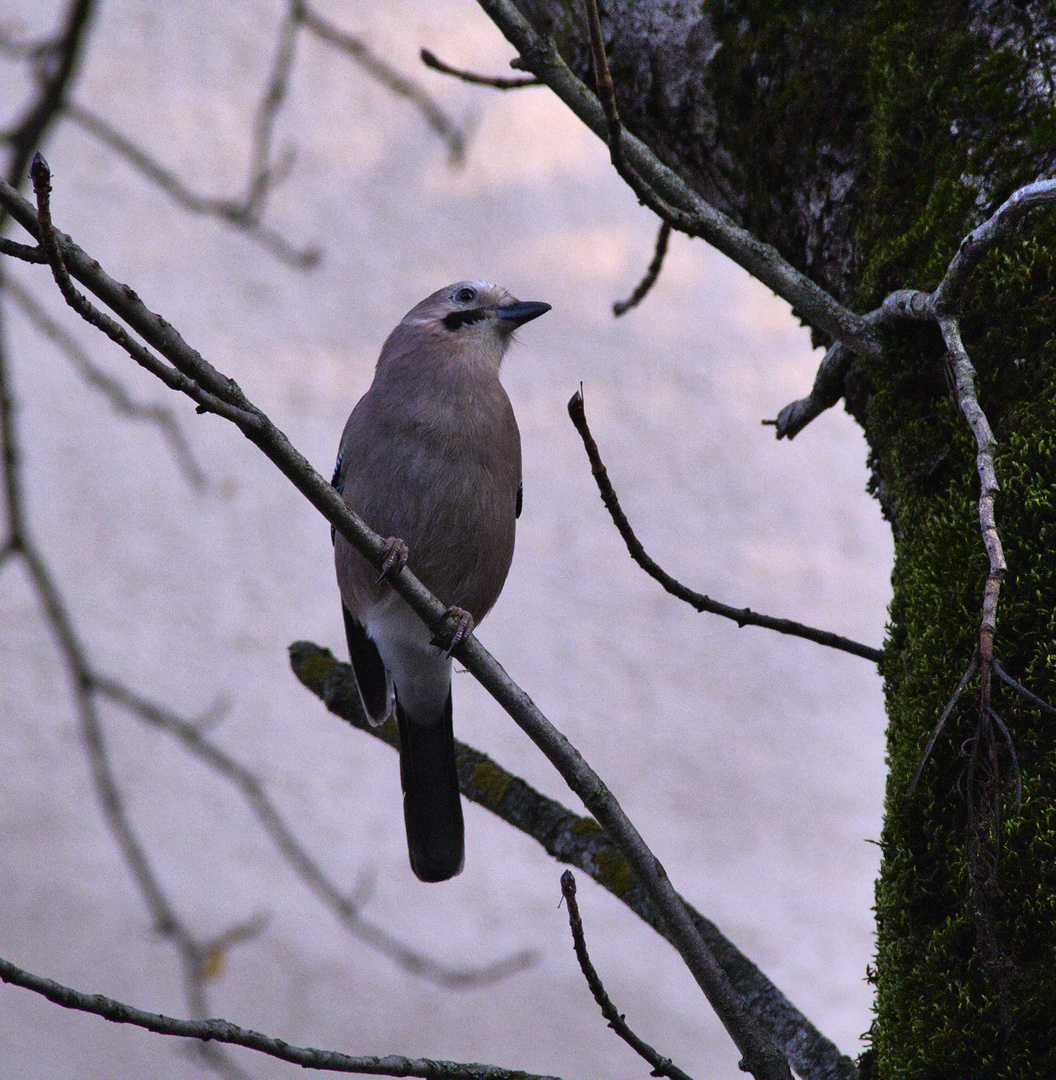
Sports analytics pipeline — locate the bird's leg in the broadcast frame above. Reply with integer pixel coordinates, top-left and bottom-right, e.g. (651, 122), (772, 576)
(433, 606), (474, 655)
(377, 537), (409, 583)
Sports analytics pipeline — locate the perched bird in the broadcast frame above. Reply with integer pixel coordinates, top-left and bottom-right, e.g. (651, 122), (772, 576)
(332, 281), (550, 882)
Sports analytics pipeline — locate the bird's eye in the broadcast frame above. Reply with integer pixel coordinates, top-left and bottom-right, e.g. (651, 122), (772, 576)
(455, 287), (477, 304)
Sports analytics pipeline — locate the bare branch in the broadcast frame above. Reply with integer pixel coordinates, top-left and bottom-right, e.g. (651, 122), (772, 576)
(63, 102), (319, 270)
(6, 278), (206, 489)
(933, 178), (1056, 316)
(2, 0), (97, 190)
(290, 643), (859, 1080)
(0, 237), (47, 263)
(0, 956), (567, 1080)
(986, 706), (1022, 807)
(765, 342), (853, 441)
(92, 673), (534, 990)
(0, 167), (813, 1080)
(420, 49), (542, 90)
(613, 220), (670, 317)
(991, 660), (1056, 715)
(475, 0), (880, 360)
(906, 656), (978, 799)
(560, 871), (696, 1080)
(294, 1), (466, 164)
(568, 389), (882, 664)
(940, 319), (1005, 686)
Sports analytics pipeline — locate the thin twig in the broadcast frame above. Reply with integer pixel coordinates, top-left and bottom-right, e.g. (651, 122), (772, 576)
(613, 220), (670, 317)
(991, 660), (1056, 714)
(0, 171), (795, 1080)
(568, 389), (882, 663)
(420, 49), (541, 90)
(294, 1), (466, 164)
(0, 956), (566, 1080)
(933, 178), (1056, 317)
(2, 0), (96, 192)
(906, 656), (978, 799)
(560, 871), (695, 1080)
(290, 643), (859, 1080)
(0, 237), (47, 263)
(940, 320), (1005, 699)
(6, 278), (206, 489)
(986, 706), (1022, 807)
(476, 0), (880, 360)
(63, 102), (319, 270)
(92, 673), (534, 990)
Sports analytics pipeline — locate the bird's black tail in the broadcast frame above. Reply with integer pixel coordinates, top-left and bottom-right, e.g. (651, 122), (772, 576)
(396, 691), (464, 882)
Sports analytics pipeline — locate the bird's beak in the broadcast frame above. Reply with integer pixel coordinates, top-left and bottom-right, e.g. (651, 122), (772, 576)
(496, 301), (551, 327)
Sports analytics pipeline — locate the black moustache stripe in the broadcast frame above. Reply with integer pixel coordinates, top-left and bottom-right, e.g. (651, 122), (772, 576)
(443, 308), (490, 331)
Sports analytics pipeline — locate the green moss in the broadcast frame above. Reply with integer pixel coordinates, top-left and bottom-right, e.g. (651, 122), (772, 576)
(710, 3), (1056, 1072)
(869, 214), (1056, 1075)
(596, 848), (635, 897)
(470, 761), (513, 806)
(570, 816), (604, 836)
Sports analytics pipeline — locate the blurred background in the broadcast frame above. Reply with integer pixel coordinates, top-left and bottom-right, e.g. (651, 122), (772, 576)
(0, 2), (892, 1077)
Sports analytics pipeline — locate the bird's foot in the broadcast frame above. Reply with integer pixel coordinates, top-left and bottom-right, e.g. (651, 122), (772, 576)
(376, 537), (409, 583)
(434, 606), (474, 655)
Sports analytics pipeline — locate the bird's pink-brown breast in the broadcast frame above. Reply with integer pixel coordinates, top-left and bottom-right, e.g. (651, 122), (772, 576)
(334, 353), (520, 621)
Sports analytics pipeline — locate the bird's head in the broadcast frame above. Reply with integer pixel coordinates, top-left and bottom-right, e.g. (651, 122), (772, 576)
(395, 281), (550, 371)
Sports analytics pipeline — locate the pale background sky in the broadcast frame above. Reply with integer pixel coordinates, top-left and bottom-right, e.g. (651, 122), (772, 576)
(0, 3), (892, 1078)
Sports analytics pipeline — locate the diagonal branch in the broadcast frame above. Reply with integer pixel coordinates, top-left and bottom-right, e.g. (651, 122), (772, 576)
(290, 642), (859, 1080)
(294, 1), (465, 164)
(6, 277), (206, 489)
(568, 389), (882, 664)
(0, 956), (566, 1080)
(474, 0), (880, 361)
(0, 168), (796, 1080)
(560, 871), (695, 1080)
(93, 672), (534, 990)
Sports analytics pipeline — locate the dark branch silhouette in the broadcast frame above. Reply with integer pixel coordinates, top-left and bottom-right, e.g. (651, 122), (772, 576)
(0, 956), (566, 1080)
(568, 389), (883, 663)
(613, 220), (671, 317)
(289, 642), (859, 1080)
(560, 871), (696, 1080)
(420, 48), (542, 90)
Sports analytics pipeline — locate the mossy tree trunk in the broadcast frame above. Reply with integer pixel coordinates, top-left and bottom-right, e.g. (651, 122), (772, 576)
(502, 2), (1056, 1074)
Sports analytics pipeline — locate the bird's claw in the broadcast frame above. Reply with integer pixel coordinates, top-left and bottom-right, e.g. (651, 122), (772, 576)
(377, 537), (409, 583)
(434, 606), (474, 655)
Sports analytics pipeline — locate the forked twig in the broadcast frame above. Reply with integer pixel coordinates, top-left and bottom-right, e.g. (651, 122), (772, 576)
(906, 656), (978, 799)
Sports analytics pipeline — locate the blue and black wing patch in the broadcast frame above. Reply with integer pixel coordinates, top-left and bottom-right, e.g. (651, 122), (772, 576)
(330, 449), (343, 544)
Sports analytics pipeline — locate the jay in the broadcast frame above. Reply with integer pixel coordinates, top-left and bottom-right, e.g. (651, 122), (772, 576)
(332, 281), (549, 881)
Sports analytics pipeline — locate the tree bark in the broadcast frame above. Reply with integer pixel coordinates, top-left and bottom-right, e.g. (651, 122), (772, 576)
(499, 2), (1056, 1074)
